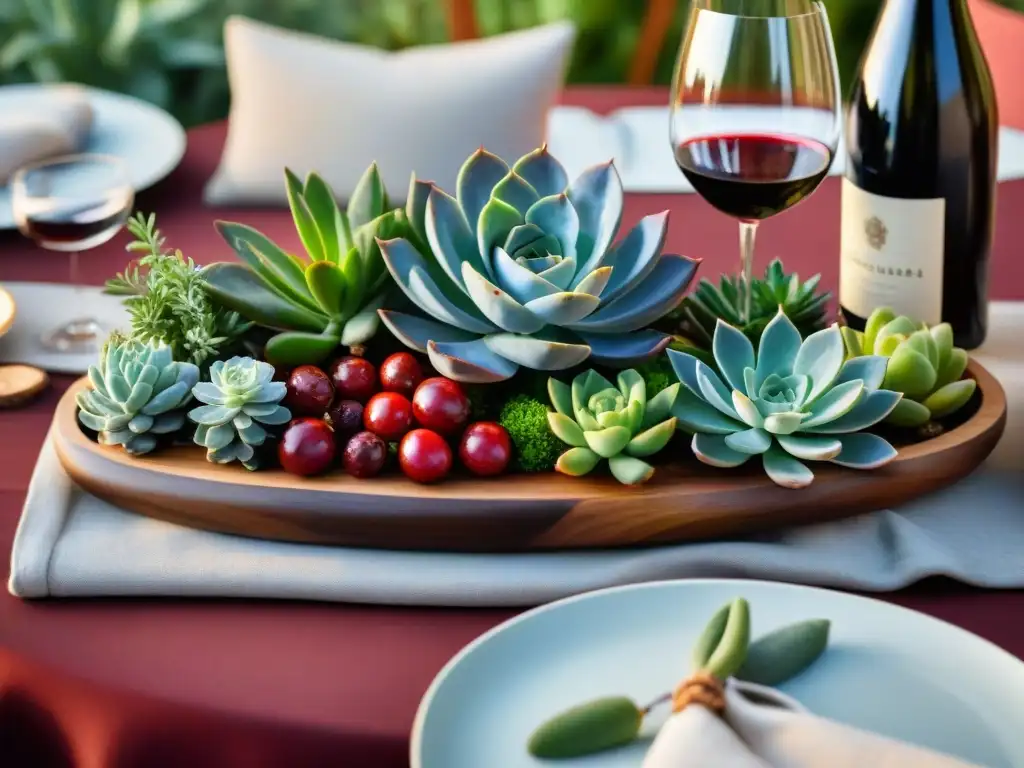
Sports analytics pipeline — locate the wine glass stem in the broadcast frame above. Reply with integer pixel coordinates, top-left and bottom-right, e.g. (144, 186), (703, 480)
(738, 220), (758, 325)
(69, 248), (81, 288)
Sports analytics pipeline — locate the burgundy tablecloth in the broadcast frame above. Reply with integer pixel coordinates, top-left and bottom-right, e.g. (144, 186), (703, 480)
(1, 87), (1023, 768)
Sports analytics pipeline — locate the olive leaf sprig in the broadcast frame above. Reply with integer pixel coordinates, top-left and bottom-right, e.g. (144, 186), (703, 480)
(527, 598), (830, 760)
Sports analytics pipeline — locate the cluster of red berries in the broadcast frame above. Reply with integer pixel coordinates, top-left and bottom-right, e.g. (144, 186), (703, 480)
(277, 352), (511, 484)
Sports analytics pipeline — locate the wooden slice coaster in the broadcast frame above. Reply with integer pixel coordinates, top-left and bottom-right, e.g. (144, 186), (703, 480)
(0, 365), (49, 408)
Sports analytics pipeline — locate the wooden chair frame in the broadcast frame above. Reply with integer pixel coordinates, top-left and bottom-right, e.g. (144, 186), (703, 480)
(445, 0), (677, 85)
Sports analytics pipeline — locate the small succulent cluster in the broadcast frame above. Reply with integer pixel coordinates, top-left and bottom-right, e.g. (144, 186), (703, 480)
(842, 307), (976, 430)
(674, 259), (829, 347)
(202, 165), (411, 367)
(547, 369), (679, 485)
(188, 357), (291, 470)
(378, 146), (700, 383)
(669, 310), (902, 488)
(77, 335), (200, 455)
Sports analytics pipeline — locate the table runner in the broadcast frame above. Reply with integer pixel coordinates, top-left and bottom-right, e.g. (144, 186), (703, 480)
(10, 304), (1022, 608)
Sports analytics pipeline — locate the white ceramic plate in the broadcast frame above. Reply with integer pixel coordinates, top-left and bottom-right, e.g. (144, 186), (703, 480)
(412, 579), (1024, 768)
(0, 84), (186, 229)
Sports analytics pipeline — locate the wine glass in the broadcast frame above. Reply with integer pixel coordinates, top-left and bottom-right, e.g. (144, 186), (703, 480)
(670, 0), (842, 325)
(11, 154), (134, 354)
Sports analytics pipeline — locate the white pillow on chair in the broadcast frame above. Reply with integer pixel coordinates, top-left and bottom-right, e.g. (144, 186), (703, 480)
(204, 16), (576, 206)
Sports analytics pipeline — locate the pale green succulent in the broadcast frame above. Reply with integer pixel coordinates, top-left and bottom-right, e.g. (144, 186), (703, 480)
(77, 335), (200, 455)
(841, 307), (976, 429)
(668, 310), (902, 488)
(547, 369), (679, 485)
(188, 356), (291, 470)
(377, 146), (700, 383)
(203, 164), (411, 367)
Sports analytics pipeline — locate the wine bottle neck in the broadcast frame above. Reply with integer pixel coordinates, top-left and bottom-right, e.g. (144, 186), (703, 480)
(881, 0), (971, 21)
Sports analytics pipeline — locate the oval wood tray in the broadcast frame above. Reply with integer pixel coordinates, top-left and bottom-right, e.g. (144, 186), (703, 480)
(53, 360), (1007, 553)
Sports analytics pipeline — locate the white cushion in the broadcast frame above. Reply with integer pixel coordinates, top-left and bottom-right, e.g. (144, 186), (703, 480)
(204, 16), (576, 206)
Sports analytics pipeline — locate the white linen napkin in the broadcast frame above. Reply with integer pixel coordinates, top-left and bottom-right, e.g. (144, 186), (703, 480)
(644, 680), (981, 767)
(0, 84), (94, 182)
(0, 283), (129, 374)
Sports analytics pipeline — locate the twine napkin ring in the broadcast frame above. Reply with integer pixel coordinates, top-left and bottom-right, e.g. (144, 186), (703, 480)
(671, 671), (726, 714)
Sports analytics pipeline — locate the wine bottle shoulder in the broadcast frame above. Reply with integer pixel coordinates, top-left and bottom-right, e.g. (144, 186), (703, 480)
(845, 0), (998, 196)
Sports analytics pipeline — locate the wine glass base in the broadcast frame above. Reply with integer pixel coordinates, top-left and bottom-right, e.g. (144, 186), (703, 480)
(41, 318), (104, 354)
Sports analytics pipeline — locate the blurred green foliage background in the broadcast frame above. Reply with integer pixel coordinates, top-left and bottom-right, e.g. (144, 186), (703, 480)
(2, 0), (1022, 127)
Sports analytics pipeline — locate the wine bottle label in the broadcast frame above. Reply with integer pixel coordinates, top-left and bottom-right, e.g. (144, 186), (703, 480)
(839, 179), (945, 325)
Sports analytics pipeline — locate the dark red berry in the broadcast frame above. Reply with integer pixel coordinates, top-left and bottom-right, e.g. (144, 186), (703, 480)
(399, 429), (452, 484)
(342, 431), (387, 478)
(278, 418), (336, 476)
(363, 391), (414, 441)
(284, 365), (334, 416)
(379, 352), (425, 397)
(459, 422), (511, 477)
(326, 399), (364, 441)
(412, 377), (471, 436)
(329, 356), (378, 403)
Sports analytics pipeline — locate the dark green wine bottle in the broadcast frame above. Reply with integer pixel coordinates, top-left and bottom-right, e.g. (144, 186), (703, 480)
(840, 0), (998, 349)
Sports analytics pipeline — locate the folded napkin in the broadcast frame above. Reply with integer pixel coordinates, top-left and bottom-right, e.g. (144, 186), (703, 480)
(644, 679), (980, 767)
(0, 283), (129, 374)
(0, 85), (94, 183)
(204, 16), (575, 205)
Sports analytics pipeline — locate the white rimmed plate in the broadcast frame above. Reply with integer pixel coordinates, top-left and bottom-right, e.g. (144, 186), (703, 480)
(0, 84), (186, 229)
(412, 579), (1024, 767)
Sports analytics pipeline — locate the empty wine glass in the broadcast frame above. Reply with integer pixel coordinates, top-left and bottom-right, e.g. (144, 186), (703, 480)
(670, 0), (842, 325)
(11, 153), (134, 354)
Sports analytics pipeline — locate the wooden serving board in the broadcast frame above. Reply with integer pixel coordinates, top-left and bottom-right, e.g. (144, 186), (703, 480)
(53, 360), (1007, 553)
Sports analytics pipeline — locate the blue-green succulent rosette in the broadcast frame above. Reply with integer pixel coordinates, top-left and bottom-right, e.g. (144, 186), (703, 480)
(668, 309), (903, 488)
(375, 146), (701, 383)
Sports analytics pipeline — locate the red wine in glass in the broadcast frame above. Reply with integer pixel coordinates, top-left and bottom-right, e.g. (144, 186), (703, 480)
(668, 1), (842, 325)
(674, 133), (833, 221)
(21, 197), (132, 252)
(11, 154), (134, 354)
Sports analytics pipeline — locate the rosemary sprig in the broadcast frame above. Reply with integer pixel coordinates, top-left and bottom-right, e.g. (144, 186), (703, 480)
(105, 212), (253, 367)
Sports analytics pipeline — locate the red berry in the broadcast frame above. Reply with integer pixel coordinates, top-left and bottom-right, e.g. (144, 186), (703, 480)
(326, 399), (364, 442)
(399, 429), (452, 484)
(363, 391), (414, 441)
(379, 352), (425, 397)
(459, 422), (511, 477)
(342, 430), (387, 478)
(284, 365), (334, 416)
(278, 418), (336, 476)
(329, 356), (378, 403)
(412, 377), (471, 436)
